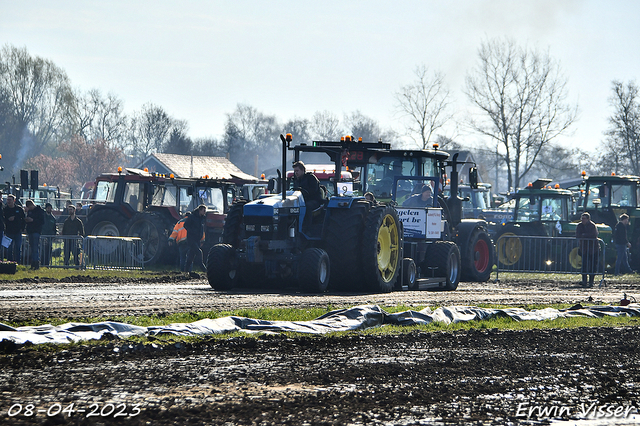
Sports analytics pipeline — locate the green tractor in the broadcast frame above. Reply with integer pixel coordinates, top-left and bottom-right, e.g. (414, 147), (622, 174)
(495, 179), (612, 271)
(576, 174), (640, 269)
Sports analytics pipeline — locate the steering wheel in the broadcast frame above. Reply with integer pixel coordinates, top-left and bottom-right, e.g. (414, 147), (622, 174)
(293, 187), (310, 199)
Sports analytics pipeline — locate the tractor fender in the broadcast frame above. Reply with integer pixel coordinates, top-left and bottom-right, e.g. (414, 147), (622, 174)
(327, 196), (362, 209)
(454, 219), (490, 250)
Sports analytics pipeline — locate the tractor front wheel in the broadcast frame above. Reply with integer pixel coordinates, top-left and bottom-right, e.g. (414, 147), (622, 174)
(426, 241), (461, 291)
(299, 248), (330, 293)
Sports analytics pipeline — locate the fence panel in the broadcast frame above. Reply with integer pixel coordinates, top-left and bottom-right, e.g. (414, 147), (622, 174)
(1, 234), (143, 270)
(495, 235), (606, 284)
(83, 236), (144, 270)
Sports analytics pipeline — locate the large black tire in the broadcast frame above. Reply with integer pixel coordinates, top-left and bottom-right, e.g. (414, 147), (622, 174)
(223, 201), (246, 248)
(87, 209), (126, 236)
(125, 212), (173, 265)
(298, 248), (330, 293)
(361, 205), (401, 293)
(426, 241), (461, 291)
(461, 228), (494, 282)
(206, 244), (238, 290)
(324, 202), (368, 291)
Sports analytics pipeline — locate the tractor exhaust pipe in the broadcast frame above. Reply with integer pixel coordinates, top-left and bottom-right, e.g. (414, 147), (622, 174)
(280, 134), (292, 201)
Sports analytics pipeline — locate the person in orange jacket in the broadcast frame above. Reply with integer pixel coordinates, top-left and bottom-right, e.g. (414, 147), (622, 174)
(169, 212), (190, 271)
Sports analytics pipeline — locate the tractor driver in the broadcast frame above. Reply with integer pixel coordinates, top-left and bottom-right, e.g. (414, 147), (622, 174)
(291, 161), (323, 211)
(402, 184), (434, 208)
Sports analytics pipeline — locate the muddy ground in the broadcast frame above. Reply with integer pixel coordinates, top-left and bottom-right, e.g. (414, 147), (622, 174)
(2, 275), (640, 425)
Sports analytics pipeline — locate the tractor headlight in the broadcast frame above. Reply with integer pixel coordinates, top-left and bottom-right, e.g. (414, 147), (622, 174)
(246, 224), (256, 231)
(261, 225), (270, 232)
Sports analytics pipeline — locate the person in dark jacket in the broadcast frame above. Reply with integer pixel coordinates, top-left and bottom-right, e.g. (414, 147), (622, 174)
(184, 204), (207, 273)
(291, 161), (323, 211)
(41, 203), (57, 266)
(62, 204), (85, 267)
(3, 194), (26, 263)
(614, 213), (633, 275)
(24, 199), (45, 269)
(576, 212), (599, 287)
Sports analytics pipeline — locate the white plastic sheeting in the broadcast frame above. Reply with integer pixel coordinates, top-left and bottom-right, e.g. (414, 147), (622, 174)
(1, 304), (639, 346)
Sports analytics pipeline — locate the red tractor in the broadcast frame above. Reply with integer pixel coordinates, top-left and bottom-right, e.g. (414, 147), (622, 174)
(86, 168), (262, 265)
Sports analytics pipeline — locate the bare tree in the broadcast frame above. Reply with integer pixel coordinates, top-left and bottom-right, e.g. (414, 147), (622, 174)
(395, 65), (454, 149)
(310, 110), (342, 141)
(603, 80), (640, 175)
(72, 89), (128, 147)
(465, 38), (577, 190)
(222, 104), (281, 173)
(343, 110), (397, 143)
(0, 44), (74, 153)
(283, 117), (312, 145)
(128, 103), (175, 161)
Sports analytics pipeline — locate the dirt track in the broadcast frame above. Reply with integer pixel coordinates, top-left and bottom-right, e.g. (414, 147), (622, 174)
(2, 275), (640, 425)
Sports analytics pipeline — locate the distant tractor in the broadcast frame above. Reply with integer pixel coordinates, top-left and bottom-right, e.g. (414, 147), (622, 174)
(494, 179), (612, 271)
(85, 168), (256, 265)
(207, 134), (494, 294)
(577, 174), (640, 269)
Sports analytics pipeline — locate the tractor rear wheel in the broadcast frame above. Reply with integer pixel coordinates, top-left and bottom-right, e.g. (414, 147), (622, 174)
(223, 201), (246, 248)
(87, 209), (125, 237)
(361, 205), (401, 293)
(461, 229), (494, 282)
(426, 241), (461, 291)
(125, 212), (172, 265)
(206, 244), (238, 290)
(298, 248), (330, 293)
(324, 202), (368, 291)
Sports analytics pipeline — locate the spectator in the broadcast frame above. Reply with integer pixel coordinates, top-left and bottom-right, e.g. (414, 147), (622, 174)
(184, 204), (207, 273)
(3, 194), (26, 263)
(614, 213), (633, 275)
(576, 212), (599, 287)
(24, 199), (45, 270)
(62, 204), (85, 267)
(41, 202), (57, 266)
(168, 212), (191, 272)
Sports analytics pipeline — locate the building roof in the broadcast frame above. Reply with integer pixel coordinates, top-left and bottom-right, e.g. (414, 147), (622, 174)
(138, 153), (260, 181)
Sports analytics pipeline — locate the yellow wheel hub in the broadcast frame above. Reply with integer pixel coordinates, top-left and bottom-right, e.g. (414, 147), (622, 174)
(377, 214), (400, 282)
(497, 232), (522, 266)
(569, 247), (582, 269)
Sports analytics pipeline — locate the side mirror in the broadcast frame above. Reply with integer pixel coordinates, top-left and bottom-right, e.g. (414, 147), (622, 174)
(469, 167), (478, 189)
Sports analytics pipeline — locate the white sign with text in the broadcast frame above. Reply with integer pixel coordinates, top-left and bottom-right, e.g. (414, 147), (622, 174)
(397, 208), (442, 239)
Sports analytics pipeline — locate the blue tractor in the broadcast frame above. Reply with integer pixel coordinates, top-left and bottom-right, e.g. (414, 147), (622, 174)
(206, 134), (402, 293)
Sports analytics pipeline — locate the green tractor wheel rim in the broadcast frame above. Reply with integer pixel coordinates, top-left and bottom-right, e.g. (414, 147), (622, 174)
(497, 232), (522, 266)
(377, 213), (400, 282)
(569, 247), (582, 269)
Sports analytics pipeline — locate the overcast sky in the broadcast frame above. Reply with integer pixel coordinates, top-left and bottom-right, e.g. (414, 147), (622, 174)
(1, 0), (639, 154)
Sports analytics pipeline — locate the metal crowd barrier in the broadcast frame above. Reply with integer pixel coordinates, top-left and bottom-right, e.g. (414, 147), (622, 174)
(1, 234), (144, 270)
(495, 235), (606, 285)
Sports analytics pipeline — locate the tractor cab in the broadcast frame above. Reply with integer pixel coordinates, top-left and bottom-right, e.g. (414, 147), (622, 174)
(496, 179), (578, 238)
(579, 174), (640, 268)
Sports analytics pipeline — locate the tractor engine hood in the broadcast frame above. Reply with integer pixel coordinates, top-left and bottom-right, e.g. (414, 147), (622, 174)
(243, 191), (305, 217)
